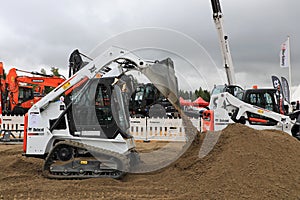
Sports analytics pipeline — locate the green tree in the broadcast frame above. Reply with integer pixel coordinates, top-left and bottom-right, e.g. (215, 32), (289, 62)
(202, 90), (211, 102)
(179, 87), (210, 102)
(195, 87), (211, 102)
(51, 67), (60, 77)
(40, 68), (47, 75)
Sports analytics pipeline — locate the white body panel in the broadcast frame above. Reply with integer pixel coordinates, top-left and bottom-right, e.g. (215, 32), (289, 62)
(209, 92), (293, 135)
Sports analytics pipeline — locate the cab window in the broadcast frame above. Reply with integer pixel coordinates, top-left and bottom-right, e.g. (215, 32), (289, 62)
(249, 93), (262, 106)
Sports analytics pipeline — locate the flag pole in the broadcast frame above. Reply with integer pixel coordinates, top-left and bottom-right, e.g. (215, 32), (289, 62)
(287, 36), (292, 88)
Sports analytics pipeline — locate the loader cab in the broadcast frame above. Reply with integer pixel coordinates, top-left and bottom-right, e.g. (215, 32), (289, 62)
(65, 77), (131, 139)
(242, 88), (279, 126)
(18, 86), (34, 103)
(129, 84), (145, 116)
(129, 83), (175, 117)
(243, 89), (279, 113)
(7, 86), (35, 115)
(129, 83), (161, 117)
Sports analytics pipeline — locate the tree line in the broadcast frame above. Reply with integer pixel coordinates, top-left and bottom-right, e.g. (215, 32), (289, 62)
(179, 87), (211, 102)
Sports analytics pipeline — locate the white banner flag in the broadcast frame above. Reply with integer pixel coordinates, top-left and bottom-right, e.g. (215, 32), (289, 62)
(280, 39), (289, 68)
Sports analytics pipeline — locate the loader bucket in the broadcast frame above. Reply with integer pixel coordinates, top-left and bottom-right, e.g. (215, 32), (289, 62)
(141, 58), (179, 107)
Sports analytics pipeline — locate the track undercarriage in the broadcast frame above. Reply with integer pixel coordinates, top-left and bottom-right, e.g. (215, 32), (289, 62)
(43, 140), (133, 179)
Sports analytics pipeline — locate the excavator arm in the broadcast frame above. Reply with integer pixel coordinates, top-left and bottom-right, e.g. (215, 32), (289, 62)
(6, 68), (65, 90)
(4, 68), (65, 114)
(16, 76), (65, 92)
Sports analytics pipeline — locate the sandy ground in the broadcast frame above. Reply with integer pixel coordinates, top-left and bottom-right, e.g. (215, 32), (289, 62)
(0, 123), (299, 200)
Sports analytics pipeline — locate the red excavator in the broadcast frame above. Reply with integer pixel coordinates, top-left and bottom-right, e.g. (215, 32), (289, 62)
(0, 63), (65, 115)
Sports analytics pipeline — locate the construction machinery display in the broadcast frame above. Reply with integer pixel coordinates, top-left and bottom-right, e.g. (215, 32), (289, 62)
(0, 63), (66, 143)
(202, 0), (300, 140)
(129, 83), (179, 118)
(1, 0), (297, 181)
(0, 64), (65, 115)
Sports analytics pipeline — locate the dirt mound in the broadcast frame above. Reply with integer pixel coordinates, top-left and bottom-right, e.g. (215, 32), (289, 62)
(0, 124), (299, 199)
(168, 123), (300, 199)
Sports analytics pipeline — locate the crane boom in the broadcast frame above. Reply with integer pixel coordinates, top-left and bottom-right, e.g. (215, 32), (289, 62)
(211, 0), (236, 85)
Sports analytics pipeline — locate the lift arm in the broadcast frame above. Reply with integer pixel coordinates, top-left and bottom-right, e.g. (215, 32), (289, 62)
(211, 92), (291, 127)
(32, 47), (151, 111)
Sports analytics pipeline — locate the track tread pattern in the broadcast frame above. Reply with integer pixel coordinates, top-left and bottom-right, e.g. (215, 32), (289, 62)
(43, 140), (130, 179)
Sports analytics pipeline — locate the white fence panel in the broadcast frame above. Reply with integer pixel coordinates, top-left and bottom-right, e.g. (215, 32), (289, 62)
(129, 117), (147, 140)
(146, 117), (185, 141)
(130, 117), (200, 142)
(0, 115), (25, 140)
(0, 115), (201, 142)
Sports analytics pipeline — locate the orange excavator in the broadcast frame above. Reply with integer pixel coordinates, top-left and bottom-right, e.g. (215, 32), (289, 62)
(0, 62), (65, 115)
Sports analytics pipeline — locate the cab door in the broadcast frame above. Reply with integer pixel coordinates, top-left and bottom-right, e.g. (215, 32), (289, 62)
(245, 90), (278, 126)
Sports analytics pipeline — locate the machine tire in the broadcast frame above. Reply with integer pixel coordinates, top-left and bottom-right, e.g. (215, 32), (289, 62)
(56, 145), (74, 161)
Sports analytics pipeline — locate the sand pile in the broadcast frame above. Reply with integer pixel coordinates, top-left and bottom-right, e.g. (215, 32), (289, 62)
(0, 123), (299, 199)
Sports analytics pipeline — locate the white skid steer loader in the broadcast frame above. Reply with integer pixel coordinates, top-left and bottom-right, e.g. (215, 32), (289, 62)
(23, 47), (179, 179)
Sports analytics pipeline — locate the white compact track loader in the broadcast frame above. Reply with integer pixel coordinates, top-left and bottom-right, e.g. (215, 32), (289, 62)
(23, 47), (178, 179)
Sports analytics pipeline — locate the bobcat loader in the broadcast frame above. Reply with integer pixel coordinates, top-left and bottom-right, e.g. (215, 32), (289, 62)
(23, 47), (178, 179)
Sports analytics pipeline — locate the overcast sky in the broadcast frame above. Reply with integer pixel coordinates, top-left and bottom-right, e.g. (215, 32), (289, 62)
(1, 0), (299, 91)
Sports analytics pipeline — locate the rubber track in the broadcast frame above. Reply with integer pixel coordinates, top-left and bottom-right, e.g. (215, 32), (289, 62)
(43, 140), (130, 179)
